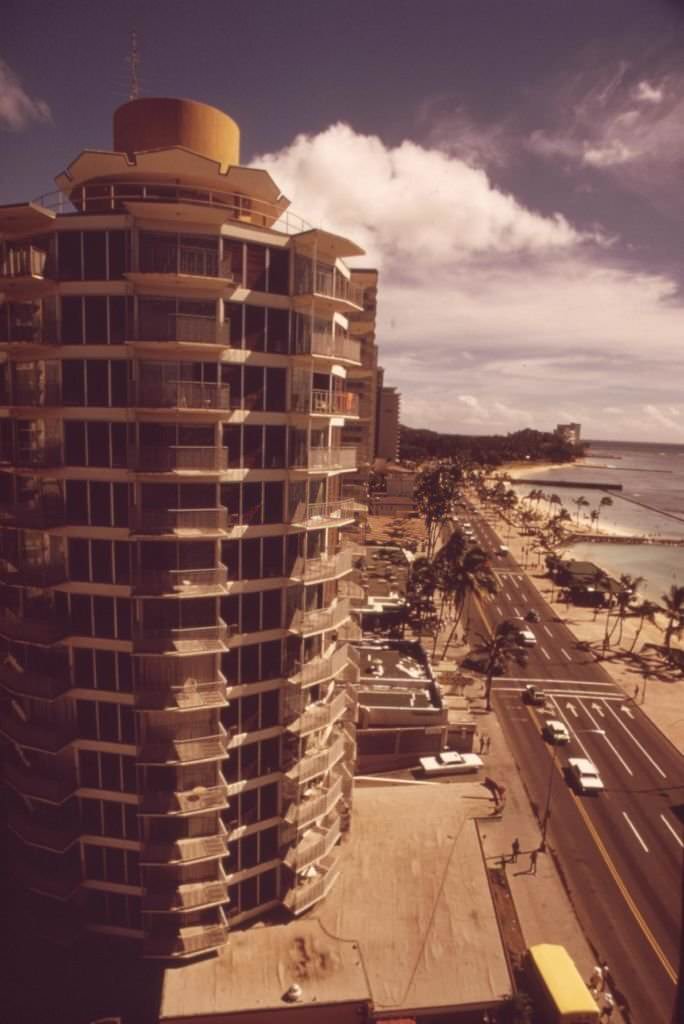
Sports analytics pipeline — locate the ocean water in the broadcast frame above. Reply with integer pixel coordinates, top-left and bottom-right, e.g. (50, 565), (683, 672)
(510, 440), (684, 601)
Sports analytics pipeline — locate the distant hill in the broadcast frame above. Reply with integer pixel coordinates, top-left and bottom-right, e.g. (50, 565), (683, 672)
(400, 424), (581, 466)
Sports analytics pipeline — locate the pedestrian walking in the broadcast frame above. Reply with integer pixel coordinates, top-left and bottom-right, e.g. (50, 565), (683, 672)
(589, 965), (603, 992)
(600, 960), (611, 990)
(511, 837), (520, 863)
(633, 683), (639, 701)
(529, 848), (539, 874)
(601, 991), (615, 1019)
(478, 734), (485, 753)
(485, 735), (492, 753)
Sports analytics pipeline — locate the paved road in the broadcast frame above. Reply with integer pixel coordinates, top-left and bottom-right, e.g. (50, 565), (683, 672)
(456, 501), (684, 1023)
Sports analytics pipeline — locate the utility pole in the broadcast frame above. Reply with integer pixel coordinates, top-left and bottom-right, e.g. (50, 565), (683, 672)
(539, 745), (558, 852)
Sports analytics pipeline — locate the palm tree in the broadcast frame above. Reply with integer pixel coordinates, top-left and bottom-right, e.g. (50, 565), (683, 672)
(572, 495), (590, 526)
(405, 556), (438, 636)
(469, 625), (529, 710)
(610, 574), (646, 645)
(595, 495), (613, 531)
(660, 584), (684, 650)
(629, 599), (660, 653)
(436, 542), (498, 656)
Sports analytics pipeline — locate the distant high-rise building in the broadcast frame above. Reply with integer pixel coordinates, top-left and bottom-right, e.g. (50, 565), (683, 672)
(0, 96), (369, 958)
(376, 386), (401, 461)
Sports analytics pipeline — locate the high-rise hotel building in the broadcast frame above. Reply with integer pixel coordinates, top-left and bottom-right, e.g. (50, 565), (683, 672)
(0, 97), (370, 959)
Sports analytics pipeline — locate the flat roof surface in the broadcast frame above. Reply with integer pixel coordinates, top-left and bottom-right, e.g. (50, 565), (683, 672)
(160, 784), (511, 1021)
(357, 646), (430, 688)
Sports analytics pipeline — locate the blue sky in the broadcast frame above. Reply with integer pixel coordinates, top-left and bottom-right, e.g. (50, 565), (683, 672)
(3, 0), (684, 441)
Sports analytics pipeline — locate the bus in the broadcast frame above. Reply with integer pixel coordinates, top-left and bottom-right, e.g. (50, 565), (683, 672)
(525, 944), (599, 1024)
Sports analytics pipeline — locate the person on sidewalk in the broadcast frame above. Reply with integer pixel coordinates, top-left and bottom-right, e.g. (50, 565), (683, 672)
(589, 965), (604, 993)
(529, 848), (539, 874)
(511, 837), (520, 863)
(601, 991), (615, 1019)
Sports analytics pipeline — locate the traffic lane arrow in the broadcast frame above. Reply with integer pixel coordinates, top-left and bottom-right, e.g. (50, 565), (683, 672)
(620, 704), (634, 719)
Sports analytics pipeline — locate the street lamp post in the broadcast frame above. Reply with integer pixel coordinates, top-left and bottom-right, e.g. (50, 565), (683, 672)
(539, 744), (558, 853)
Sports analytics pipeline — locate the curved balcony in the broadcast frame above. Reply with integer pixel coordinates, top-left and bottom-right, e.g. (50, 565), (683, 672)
(132, 564), (228, 596)
(0, 708), (75, 753)
(129, 445), (228, 474)
(0, 609), (69, 645)
(284, 772), (344, 832)
(138, 724), (228, 765)
(290, 598), (351, 637)
(292, 447), (357, 473)
(0, 500), (65, 529)
(293, 268), (364, 314)
(0, 663), (70, 701)
(141, 825), (229, 866)
(131, 312), (230, 349)
(131, 380), (230, 414)
(282, 854), (340, 916)
(291, 547), (353, 585)
(285, 733), (347, 787)
(130, 506), (231, 534)
(0, 246), (52, 293)
(2, 759), (76, 804)
(132, 619), (228, 655)
(7, 809), (80, 852)
(143, 920), (228, 959)
(284, 816), (341, 873)
(127, 243), (233, 296)
(136, 677), (228, 712)
(289, 498), (356, 529)
(143, 876), (229, 913)
(284, 687), (349, 737)
(140, 781), (229, 817)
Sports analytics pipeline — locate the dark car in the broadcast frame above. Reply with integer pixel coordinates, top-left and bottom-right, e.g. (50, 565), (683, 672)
(523, 684), (547, 706)
(525, 609), (541, 623)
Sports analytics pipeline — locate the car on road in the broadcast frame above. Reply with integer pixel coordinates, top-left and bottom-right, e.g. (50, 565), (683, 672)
(523, 684), (547, 706)
(500, 617), (537, 647)
(543, 719), (570, 744)
(497, 544), (509, 556)
(419, 751), (484, 776)
(568, 757), (604, 793)
(525, 609), (541, 623)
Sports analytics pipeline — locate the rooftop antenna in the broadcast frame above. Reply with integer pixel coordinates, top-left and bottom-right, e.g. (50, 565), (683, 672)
(127, 30), (140, 100)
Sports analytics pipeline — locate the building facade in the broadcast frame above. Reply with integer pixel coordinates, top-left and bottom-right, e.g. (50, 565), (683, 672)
(341, 269), (379, 468)
(376, 385), (401, 461)
(0, 97), (366, 958)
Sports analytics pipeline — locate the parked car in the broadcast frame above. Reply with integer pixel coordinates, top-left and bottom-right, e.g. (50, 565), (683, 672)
(568, 757), (604, 793)
(523, 684), (547, 706)
(419, 751), (484, 777)
(543, 719), (570, 744)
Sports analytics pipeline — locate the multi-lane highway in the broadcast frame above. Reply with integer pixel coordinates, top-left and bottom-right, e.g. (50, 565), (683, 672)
(458, 500), (684, 1024)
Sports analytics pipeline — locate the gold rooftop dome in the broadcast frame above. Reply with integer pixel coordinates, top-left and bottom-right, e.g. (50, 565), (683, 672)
(113, 97), (240, 170)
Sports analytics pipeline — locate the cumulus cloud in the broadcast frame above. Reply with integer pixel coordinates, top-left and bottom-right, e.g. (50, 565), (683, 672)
(256, 123), (582, 274)
(634, 80), (664, 104)
(254, 123), (684, 442)
(0, 59), (51, 131)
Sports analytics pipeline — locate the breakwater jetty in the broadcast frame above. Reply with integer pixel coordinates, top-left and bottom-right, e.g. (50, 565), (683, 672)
(515, 478), (622, 491)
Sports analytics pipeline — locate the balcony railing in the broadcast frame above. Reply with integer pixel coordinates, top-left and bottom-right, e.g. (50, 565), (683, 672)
(131, 380), (230, 411)
(313, 389), (359, 416)
(295, 268), (364, 309)
(294, 446), (357, 472)
(143, 922), (228, 959)
(132, 564), (228, 595)
(0, 246), (48, 280)
(138, 728), (228, 765)
(0, 708), (75, 752)
(130, 506), (230, 533)
(290, 598), (351, 636)
(7, 809), (80, 852)
(294, 331), (361, 363)
(141, 829), (228, 865)
(132, 620), (228, 654)
(136, 679), (228, 711)
(139, 243), (232, 280)
(283, 863), (340, 915)
(286, 734), (347, 786)
(140, 782), (228, 816)
(3, 760), (76, 803)
(0, 609), (69, 644)
(288, 644), (352, 687)
(284, 817), (341, 873)
(1, 443), (62, 468)
(143, 878), (229, 913)
(130, 445), (228, 473)
(285, 688), (349, 736)
(284, 772), (344, 831)
(0, 664), (70, 701)
(0, 500), (65, 528)
(134, 652), (222, 689)
(289, 498), (356, 527)
(135, 313), (230, 346)
(292, 547), (353, 584)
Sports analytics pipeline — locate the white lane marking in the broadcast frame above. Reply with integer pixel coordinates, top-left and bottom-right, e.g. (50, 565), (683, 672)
(590, 702), (605, 718)
(623, 812), (649, 853)
(548, 695), (590, 757)
(660, 814), (684, 849)
(512, 606), (522, 617)
(540, 646), (551, 661)
(603, 700), (666, 778)
(496, 687), (628, 702)
(510, 576), (519, 589)
(560, 647), (571, 661)
(565, 702), (578, 718)
(494, 605), (503, 616)
(620, 705), (634, 720)
(543, 625), (553, 637)
(579, 698), (633, 776)
(504, 676), (617, 687)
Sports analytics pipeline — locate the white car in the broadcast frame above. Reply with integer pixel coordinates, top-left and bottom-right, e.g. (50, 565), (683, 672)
(501, 618), (537, 647)
(543, 719), (570, 744)
(568, 757), (604, 793)
(419, 751), (484, 777)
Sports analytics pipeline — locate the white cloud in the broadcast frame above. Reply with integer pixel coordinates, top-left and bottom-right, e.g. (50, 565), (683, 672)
(254, 124), (684, 442)
(0, 59), (51, 131)
(634, 80), (664, 104)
